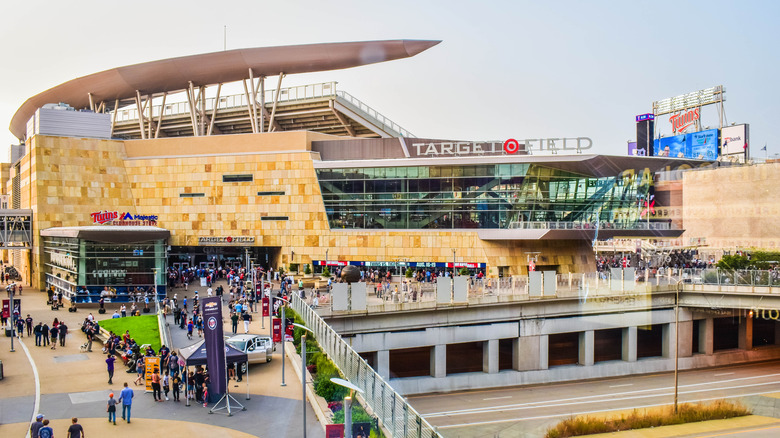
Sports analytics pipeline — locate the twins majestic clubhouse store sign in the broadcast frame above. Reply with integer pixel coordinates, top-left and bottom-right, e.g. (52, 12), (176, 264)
(90, 210), (158, 226)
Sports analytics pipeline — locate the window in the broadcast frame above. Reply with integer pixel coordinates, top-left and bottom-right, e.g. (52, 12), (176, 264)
(257, 191), (285, 196)
(223, 174), (254, 183)
(179, 193), (205, 198)
(261, 216), (288, 221)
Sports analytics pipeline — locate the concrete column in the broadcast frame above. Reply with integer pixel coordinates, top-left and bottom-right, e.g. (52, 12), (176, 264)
(483, 339), (499, 374)
(775, 319), (780, 346)
(579, 330), (594, 366)
(540, 334), (549, 370)
(376, 350), (390, 380)
(513, 336), (543, 371)
(622, 326), (637, 362)
(430, 344), (446, 378)
(663, 322), (673, 358)
(739, 316), (754, 350)
(699, 318), (714, 355)
(678, 320), (693, 357)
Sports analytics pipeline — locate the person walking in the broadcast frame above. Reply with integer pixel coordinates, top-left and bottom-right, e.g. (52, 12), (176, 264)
(30, 414), (44, 437)
(25, 314), (33, 337)
(172, 372), (181, 402)
(33, 322), (43, 346)
(58, 321), (68, 347)
(243, 312), (252, 334)
(118, 382), (134, 423)
(162, 370), (170, 401)
(151, 368), (162, 402)
(42, 323), (50, 347)
(37, 419), (54, 438)
(66, 417), (84, 438)
(49, 324), (59, 350)
(230, 312), (238, 334)
(106, 354), (116, 384)
(133, 359), (144, 386)
(107, 393), (117, 425)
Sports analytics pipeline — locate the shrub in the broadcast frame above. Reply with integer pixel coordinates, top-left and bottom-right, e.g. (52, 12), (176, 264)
(307, 364), (317, 374)
(304, 264), (311, 275)
(328, 401), (343, 412)
(459, 267), (469, 276)
(545, 401), (749, 437)
(405, 267), (413, 278)
(331, 401), (373, 424)
(322, 266), (331, 278)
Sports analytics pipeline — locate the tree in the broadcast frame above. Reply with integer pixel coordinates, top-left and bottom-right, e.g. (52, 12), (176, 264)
(405, 267), (413, 278)
(322, 266), (331, 278)
(304, 264), (311, 275)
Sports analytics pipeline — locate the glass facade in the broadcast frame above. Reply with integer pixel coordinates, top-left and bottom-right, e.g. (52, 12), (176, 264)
(317, 163), (651, 230)
(43, 237), (167, 303)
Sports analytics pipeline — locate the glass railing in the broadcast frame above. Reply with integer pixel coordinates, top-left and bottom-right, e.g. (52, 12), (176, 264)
(508, 221), (675, 230)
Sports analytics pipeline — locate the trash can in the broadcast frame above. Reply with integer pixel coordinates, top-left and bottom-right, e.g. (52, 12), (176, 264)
(4, 327), (12, 337)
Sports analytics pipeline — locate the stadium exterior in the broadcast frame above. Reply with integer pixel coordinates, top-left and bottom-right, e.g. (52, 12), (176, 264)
(4, 40), (707, 300)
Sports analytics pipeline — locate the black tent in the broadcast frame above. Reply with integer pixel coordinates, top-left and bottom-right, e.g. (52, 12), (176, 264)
(179, 339), (248, 366)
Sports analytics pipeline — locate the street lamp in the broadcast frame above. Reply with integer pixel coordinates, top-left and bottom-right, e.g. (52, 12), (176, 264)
(293, 322), (313, 438)
(674, 277), (683, 414)
(330, 377), (364, 438)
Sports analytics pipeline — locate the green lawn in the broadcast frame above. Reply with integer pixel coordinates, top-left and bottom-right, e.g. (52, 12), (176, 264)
(99, 315), (161, 351)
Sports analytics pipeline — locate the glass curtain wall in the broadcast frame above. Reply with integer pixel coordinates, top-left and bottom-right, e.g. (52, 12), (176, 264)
(43, 237), (167, 303)
(317, 164), (650, 230)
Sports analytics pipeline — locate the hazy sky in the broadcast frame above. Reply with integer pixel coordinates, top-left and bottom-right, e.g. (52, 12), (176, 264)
(1, 0), (778, 160)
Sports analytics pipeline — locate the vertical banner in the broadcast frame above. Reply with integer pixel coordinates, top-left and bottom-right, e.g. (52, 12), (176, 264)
(144, 356), (161, 392)
(262, 297), (269, 317)
(2, 299), (10, 319)
(285, 317), (294, 341)
(272, 317), (281, 343)
(201, 297), (227, 397)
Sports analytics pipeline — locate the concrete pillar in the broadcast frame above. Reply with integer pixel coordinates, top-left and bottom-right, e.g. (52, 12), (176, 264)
(513, 336), (543, 371)
(699, 318), (714, 355)
(663, 322), (673, 358)
(678, 320), (693, 357)
(430, 344), (446, 378)
(579, 330), (594, 366)
(540, 334), (549, 370)
(376, 350), (390, 380)
(739, 316), (754, 350)
(775, 319), (780, 346)
(483, 339), (499, 374)
(622, 326), (637, 362)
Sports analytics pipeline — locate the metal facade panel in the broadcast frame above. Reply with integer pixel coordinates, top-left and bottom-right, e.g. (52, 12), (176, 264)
(611, 268), (623, 291)
(529, 271), (542, 297)
(34, 108), (111, 139)
(350, 282), (367, 311)
(332, 283), (349, 311)
(453, 277), (468, 302)
(543, 271), (557, 296)
(436, 278), (452, 303)
(623, 268), (636, 291)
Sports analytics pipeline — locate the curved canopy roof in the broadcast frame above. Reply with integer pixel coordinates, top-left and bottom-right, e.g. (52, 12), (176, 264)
(10, 39), (440, 139)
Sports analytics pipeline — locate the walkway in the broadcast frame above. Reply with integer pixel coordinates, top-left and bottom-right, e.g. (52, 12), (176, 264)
(0, 279), (322, 437)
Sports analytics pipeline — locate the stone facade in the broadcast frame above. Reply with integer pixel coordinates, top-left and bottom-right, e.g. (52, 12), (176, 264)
(17, 131), (597, 289)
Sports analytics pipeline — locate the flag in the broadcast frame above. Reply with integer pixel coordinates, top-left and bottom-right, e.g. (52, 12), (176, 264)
(761, 144), (767, 151)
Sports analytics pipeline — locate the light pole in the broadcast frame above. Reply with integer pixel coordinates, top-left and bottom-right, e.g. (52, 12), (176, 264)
(293, 322), (313, 438)
(330, 377), (364, 438)
(674, 278), (683, 414)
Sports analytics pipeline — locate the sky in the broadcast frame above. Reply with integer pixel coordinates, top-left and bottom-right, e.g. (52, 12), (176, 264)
(1, 0), (778, 160)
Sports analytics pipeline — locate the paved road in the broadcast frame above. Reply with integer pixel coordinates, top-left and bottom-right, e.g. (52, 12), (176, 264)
(408, 360), (780, 437)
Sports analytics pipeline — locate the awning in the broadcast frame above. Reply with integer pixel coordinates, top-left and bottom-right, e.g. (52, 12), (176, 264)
(178, 339), (248, 366)
(40, 226), (170, 244)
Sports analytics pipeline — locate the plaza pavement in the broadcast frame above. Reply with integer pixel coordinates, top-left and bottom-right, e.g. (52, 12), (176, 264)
(0, 279), (322, 437)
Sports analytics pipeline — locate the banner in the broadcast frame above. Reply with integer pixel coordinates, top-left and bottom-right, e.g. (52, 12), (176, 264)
(144, 356), (161, 392)
(325, 424), (345, 438)
(201, 297), (227, 397)
(272, 317), (281, 343)
(285, 318), (294, 342)
(262, 297), (269, 317)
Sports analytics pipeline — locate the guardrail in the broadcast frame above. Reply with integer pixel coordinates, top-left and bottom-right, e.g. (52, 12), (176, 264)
(291, 293), (441, 438)
(508, 221), (675, 231)
(155, 299), (173, 349)
(335, 90), (414, 138)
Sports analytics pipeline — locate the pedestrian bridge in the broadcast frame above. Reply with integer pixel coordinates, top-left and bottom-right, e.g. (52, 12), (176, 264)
(314, 269), (780, 395)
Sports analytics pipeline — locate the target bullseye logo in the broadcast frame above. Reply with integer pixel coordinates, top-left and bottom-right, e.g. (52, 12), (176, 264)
(503, 138), (520, 154)
(207, 316), (217, 330)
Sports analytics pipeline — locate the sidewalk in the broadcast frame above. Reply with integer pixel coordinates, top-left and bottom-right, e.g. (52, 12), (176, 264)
(0, 281), (323, 437)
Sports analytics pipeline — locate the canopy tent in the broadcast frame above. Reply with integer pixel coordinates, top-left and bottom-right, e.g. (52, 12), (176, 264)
(179, 339), (248, 366)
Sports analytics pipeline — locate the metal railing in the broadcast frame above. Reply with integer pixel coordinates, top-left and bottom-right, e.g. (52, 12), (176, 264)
(155, 298), (173, 349)
(290, 293), (441, 438)
(508, 221), (675, 231)
(674, 268), (780, 287)
(336, 90), (414, 137)
(111, 81), (415, 137)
